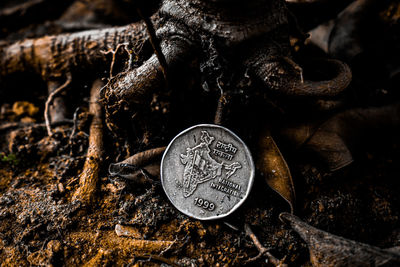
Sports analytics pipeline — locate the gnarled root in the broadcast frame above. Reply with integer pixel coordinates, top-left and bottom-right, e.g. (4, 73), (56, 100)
(289, 59), (352, 97)
(73, 79), (104, 205)
(105, 33), (194, 106)
(102, 28), (195, 140)
(245, 44), (352, 98)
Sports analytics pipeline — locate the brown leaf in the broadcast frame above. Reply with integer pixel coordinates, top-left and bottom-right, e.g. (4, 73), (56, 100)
(280, 212), (400, 267)
(257, 128), (295, 213)
(280, 103), (400, 171)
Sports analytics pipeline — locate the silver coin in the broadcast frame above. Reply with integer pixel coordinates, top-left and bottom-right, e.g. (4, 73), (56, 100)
(161, 124), (255, 220)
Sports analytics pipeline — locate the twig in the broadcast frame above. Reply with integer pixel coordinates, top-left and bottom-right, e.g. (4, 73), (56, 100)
(66, 177), (78, 186)
(214, 93), (227, 125)
(223, 221), (239, 231)
(244, 224), (288, 266)
(136, 7), (169, 86)
(44, 73), (72, 136)
(69, 107), (81, 140)
(214, 77), (228, 125)
(159, 236), (178, 256)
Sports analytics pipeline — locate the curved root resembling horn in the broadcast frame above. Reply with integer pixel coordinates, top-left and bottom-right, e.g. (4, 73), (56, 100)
(250, 56), (352, 98)
(289, 59), (352, 97)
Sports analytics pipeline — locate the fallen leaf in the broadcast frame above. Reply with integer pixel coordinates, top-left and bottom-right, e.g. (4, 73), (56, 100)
(280, 103), (400, 171)
(257, 128), (295, 213)
(280, 212), (400, 267)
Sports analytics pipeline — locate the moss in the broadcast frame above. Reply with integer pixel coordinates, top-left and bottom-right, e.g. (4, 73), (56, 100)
(0, 152), (20, 166)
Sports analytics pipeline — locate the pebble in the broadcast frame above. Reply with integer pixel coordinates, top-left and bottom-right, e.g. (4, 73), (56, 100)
(115, 224), (142, 238)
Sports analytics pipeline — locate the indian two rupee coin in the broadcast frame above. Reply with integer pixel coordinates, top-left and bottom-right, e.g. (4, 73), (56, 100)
(161, 124), (255, 220)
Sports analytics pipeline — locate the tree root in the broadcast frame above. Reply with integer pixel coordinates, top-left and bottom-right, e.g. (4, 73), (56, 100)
(291, 59), (352, 97)
(117, 146), (166, 166)
(73, 79), (104, 205)
(245, 47), (352, 98)
(103, 236), (176, 255)
(0, 20), (148, 79)
(70, 230), (177, 265)
(105, 33), (194, 106)
(109, 147), (165, 183)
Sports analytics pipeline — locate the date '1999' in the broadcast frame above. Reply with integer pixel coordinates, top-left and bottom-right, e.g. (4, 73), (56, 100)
(194, 197), (215, 211)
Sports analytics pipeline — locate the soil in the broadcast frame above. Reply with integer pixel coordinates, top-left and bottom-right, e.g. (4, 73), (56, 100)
(1, 79), (400, 266)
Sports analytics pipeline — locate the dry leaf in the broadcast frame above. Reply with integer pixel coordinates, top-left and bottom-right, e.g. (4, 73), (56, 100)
(257, 128), (295, 213)
(280, 212), (400, 267)
(280, 103), (400, 171)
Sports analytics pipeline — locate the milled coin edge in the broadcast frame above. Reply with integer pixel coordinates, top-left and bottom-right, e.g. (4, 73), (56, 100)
(160, 123), (255, 220)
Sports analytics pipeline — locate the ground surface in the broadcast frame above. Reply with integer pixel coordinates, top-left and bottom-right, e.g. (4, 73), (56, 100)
(0, 93), (400, 266)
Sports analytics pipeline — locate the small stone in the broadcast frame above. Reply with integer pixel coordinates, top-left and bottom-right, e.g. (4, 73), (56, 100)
(58, 183), (65, 193)
(115, 224), (142, 238)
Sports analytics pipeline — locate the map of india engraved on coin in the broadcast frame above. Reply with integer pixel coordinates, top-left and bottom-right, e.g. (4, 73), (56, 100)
(161, 124), (255, 220)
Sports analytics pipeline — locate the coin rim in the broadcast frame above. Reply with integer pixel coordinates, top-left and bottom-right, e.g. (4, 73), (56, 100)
(160, 124), (255, 220)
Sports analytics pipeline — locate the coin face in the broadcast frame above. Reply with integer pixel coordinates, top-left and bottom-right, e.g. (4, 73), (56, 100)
(161, 124), (255, 220)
